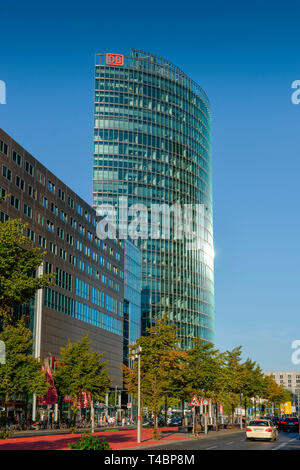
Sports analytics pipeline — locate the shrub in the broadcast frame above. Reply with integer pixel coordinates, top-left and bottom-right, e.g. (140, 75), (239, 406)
(0, 430), (13, 439)
(68, 433), (111, 450)
(151, 428), (162, 440)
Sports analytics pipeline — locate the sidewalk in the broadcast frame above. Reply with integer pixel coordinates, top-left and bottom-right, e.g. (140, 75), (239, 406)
(0, 427), (244, 450)
(9, 424), (136, 438)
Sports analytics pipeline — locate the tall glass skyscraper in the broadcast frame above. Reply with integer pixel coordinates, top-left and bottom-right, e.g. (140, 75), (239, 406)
(93, 49), (214, 347)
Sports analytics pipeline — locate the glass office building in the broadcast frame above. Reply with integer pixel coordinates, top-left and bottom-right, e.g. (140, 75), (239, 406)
(123, 239), (142, 365)
(93, 49), (214, 347)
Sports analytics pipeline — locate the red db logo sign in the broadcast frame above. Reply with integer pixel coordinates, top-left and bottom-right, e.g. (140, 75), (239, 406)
(106, 53), (124, 66)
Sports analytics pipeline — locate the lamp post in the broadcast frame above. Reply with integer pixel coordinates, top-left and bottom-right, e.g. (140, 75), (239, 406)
(130, 345), (142, 443)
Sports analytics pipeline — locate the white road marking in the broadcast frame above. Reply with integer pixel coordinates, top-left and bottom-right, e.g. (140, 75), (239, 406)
(273, 437), (297, 450)
(226, 441), (233, 445)
(206, 445), (217, 449)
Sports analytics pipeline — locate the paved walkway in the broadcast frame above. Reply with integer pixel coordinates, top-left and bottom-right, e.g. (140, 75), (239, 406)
(0, 427), (244, 450)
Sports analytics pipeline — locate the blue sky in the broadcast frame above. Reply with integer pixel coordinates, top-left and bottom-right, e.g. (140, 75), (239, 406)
(1, 0), (300, 370)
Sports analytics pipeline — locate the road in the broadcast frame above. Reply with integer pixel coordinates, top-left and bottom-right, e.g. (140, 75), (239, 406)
(144, 430), (300, 450)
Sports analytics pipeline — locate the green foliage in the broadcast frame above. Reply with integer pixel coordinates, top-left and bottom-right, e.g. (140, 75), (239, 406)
(123, 314), (186, 436)
(151, 428), (162, 440)
(186, 338), (224, 399)
(0, 429), (13, 439)
(68, 433), (111, 450)
(54, 333), (110, 418)
(0, 320), (48, 411)
(0, 218), (53, 323)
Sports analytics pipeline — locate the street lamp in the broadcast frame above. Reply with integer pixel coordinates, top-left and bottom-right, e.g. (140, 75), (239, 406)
(130, 345), (142, 443)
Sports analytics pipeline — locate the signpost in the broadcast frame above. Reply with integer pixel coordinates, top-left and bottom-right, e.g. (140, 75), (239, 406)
(202, 398), (209, 434)
(189, 396), (200, 436)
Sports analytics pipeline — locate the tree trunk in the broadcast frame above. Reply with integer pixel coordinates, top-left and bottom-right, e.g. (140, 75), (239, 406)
(254, 397), (256, 418)
(231, 403), (234, 426)
(215, 402), (219, 431)
(4, 392), (9, 430)
(164, 396), (167, 427)
(181, 399), (185, 424)
(153, 410), (158, 439)
(244, 397), (247, 427)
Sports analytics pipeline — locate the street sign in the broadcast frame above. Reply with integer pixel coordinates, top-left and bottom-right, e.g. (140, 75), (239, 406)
(127, 403), (132, 409)
(189, 395), (200, 407)
(202, 398), (209, 406)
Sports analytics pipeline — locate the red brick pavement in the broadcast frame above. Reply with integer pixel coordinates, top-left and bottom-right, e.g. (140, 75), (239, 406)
(0, 427), (195, 450)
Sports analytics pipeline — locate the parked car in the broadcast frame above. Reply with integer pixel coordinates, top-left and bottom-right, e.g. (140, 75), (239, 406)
(283, 417), (299, 432)
(246, 419), (278, 442)
(169, 416), (182, 426)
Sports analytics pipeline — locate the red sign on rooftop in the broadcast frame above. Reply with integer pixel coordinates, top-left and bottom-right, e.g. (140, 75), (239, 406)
(106, 53), (124, 66)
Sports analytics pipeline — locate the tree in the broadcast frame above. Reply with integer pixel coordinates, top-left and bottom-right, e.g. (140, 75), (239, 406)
(264, 375), (292, 415)
(0, 218), (53, 324)
(185, 338), (224, 431)
(239, 358), (258, 425)
(0, 319), (48, 428)
(221, 347), (244, 424)
(53, 333), (110, 425)
(123, 314), (186, 439)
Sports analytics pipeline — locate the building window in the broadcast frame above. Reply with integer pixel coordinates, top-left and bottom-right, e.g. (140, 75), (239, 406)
(12, 150), (22, 166)
(45, 262), (53, 274)
(58, 188), (65, 201)
(78, 259), (85, 271)
(10, 195), (20, 210)
(75, 278), (89, 300)
(28, 185), (37, 199)
(36, 213), (44, 226)
(59, 249), (67, 260)
(38, 235), (47, 248)
(25, 161), (34, 176)
(56, 268), (72, 291)
(23, 203), (32, 218)
(51, 203), (58, 216)
(0, 211), (9, 222)
(46, 220), (54, 232)
(2, 165), (12, 181)
(48, 180), (55, 193)
(0, 140), (9, 156)
(90, 286), (104, 307)
(66, 233), (74, 246)
(26, 228), (35, 242)
(16, 176), (25, 191)
(37, 170), (45, 186)
(60, 210), (67, 222)
(67, 196), (74, 209)
(69, 254), (76, 266)
(57, 227), (64, 239)
(76, 203), (83, 216)
(0, 185), (6, 198)
(49, 242), (57, 254)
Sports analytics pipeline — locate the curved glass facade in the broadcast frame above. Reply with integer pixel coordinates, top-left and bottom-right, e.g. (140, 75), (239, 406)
(93, 49), (214, 347)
